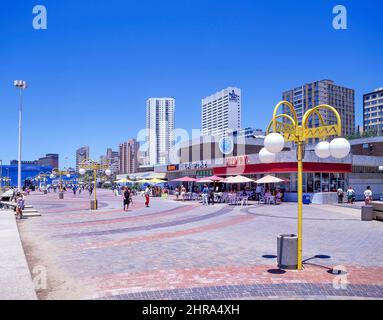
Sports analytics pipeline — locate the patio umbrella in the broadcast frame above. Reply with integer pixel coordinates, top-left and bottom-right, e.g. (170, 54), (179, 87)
(150, 178), (167, 184)
(255, 175), (285, 184)
(223, 175), (255, 184)
(115, 178), (134, 183)
(171, 176), (197, 182)
(196, 178), (212, 183)
(137, 179), (151, 184)
(206, 175), (224, 182)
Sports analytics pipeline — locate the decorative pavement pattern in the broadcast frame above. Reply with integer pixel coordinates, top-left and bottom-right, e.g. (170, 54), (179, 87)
(17, 190), (383, 300)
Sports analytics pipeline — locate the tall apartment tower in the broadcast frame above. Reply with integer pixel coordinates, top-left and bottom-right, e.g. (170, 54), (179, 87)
(119, 139), (140, 174)
(364, 88), (383, 134)
(146, 98), (175, 165)
(76, 146), (89, 172)
(202, 87), (241, 136)
(282, 80), (355, 137)
(106, 148), (120, 174)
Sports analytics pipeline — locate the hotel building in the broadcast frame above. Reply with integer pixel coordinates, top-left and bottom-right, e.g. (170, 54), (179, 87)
(202, 87), (241, 136)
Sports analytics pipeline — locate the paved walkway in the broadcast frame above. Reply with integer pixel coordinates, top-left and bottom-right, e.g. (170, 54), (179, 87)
(0, 210), (37, 300)
(17, 190), (383, 300)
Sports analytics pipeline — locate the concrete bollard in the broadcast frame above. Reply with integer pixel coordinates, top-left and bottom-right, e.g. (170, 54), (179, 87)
(361, 206), (373, 221)
(277, 234), (298, 270)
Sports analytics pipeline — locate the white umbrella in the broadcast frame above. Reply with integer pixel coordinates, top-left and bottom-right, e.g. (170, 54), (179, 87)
(255, 175), (285, 184)
(224, 175), (255, 184)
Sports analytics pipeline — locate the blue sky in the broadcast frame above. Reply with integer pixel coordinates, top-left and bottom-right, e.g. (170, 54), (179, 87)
(0, 0), (382, 167)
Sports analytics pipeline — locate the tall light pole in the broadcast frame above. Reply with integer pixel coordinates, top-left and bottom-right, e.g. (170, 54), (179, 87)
(261, 101), (350, 270)
(14, 80), (28, 191)
(79, 159), (112, 210)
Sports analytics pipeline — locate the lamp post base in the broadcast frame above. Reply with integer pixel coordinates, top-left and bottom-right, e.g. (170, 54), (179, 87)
(59, 192), (64, 200)
(90, 200), (98, 210)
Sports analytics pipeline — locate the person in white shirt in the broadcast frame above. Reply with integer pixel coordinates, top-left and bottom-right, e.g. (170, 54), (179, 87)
(364, 186), (373, 205)
(144, 186), (151, 207)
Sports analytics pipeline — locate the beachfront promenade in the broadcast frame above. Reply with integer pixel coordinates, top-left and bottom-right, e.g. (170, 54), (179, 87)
(3, 189), (383, 300)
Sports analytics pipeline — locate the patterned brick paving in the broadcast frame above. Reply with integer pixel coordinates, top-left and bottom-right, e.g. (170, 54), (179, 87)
(18, 190), (383, 300)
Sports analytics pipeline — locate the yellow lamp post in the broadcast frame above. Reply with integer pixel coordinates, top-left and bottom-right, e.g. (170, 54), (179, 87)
(51, 168), (72, 199)
(261, 101), (350, 270)
(78, 159), (112, 210)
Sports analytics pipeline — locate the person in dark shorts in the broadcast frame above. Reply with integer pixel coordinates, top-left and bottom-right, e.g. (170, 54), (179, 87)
(123, 187), (131, 212)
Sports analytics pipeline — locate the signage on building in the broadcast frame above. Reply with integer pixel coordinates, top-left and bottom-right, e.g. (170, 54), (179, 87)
(167, 164), (179, 172)
(229, 90), (239, 102)
(226, 155), (249, 167)
(183, 161), (208, 170)
(219, 137), (234, 155)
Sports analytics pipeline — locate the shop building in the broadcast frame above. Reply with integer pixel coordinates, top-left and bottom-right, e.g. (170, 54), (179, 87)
(155, 136), (383, 203)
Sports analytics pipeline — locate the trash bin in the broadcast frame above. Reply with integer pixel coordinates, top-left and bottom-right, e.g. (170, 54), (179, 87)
(303, 195), (311, 205)
(361, 206), (373, 221)
(277, 234), (298, 270)
(90, 200), (98, 210)
(59, 192), (64, 199)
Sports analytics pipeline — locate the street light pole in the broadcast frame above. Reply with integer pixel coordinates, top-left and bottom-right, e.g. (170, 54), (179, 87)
(79, 159), (111, 210)
(261, 101), (350, 270)
(14, 80), (28, 191)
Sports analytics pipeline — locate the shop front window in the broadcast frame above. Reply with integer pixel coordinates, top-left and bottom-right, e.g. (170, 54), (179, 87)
(307, 173), (314, 193)
(322, 173), (330, 192)
(314, 173), (321, 193)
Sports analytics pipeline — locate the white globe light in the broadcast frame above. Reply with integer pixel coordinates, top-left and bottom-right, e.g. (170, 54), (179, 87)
(329, 138), (351, 159)
(66, 174), (71, 179)
(379, 166), (383, 172)
(79, 168), (86, 176)
(259, 147), (276, 164)
(315, 141), (331, 159)
(50, 174), (55, 179)
(105, 169), (112, 176)
(264, 133), (285, 153)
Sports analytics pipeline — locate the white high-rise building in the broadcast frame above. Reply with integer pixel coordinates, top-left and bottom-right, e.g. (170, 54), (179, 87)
(146, 98), (175, 165)
(202, 87), (241, 136)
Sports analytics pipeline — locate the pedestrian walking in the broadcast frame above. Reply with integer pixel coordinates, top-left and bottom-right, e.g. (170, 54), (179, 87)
(208, 187), (215, 205)
(15, 193), (25, 220)
(202, 184), (209, 206)
(145, 186), (151, 207)
(337, 187), (344, 204)
(364, 186), (373, 205)
(346, 186), (356, 204)
(123, 187), (131, 212)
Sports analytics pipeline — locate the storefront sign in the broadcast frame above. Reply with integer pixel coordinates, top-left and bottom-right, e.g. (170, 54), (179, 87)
(226, 155), (249, 167)
(167, 164), (179, 172)
(183, 161), (208, 170)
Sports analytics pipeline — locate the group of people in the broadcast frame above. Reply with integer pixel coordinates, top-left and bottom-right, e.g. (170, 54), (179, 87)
(337, 186), (374, 205)
(7, 188), (26, 220)
(174, 185), (187, 201)
(121, 185), (152, 211)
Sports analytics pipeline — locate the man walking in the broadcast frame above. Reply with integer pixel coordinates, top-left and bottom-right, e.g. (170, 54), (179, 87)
(145, 186), (151, 208)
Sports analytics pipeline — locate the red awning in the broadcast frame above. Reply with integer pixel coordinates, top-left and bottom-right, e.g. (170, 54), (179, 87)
(213, 162), (352, 176)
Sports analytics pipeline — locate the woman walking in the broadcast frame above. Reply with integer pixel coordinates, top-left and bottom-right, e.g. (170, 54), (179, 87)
(15, 193), (25, 220)
(123, 187), (131, 212)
